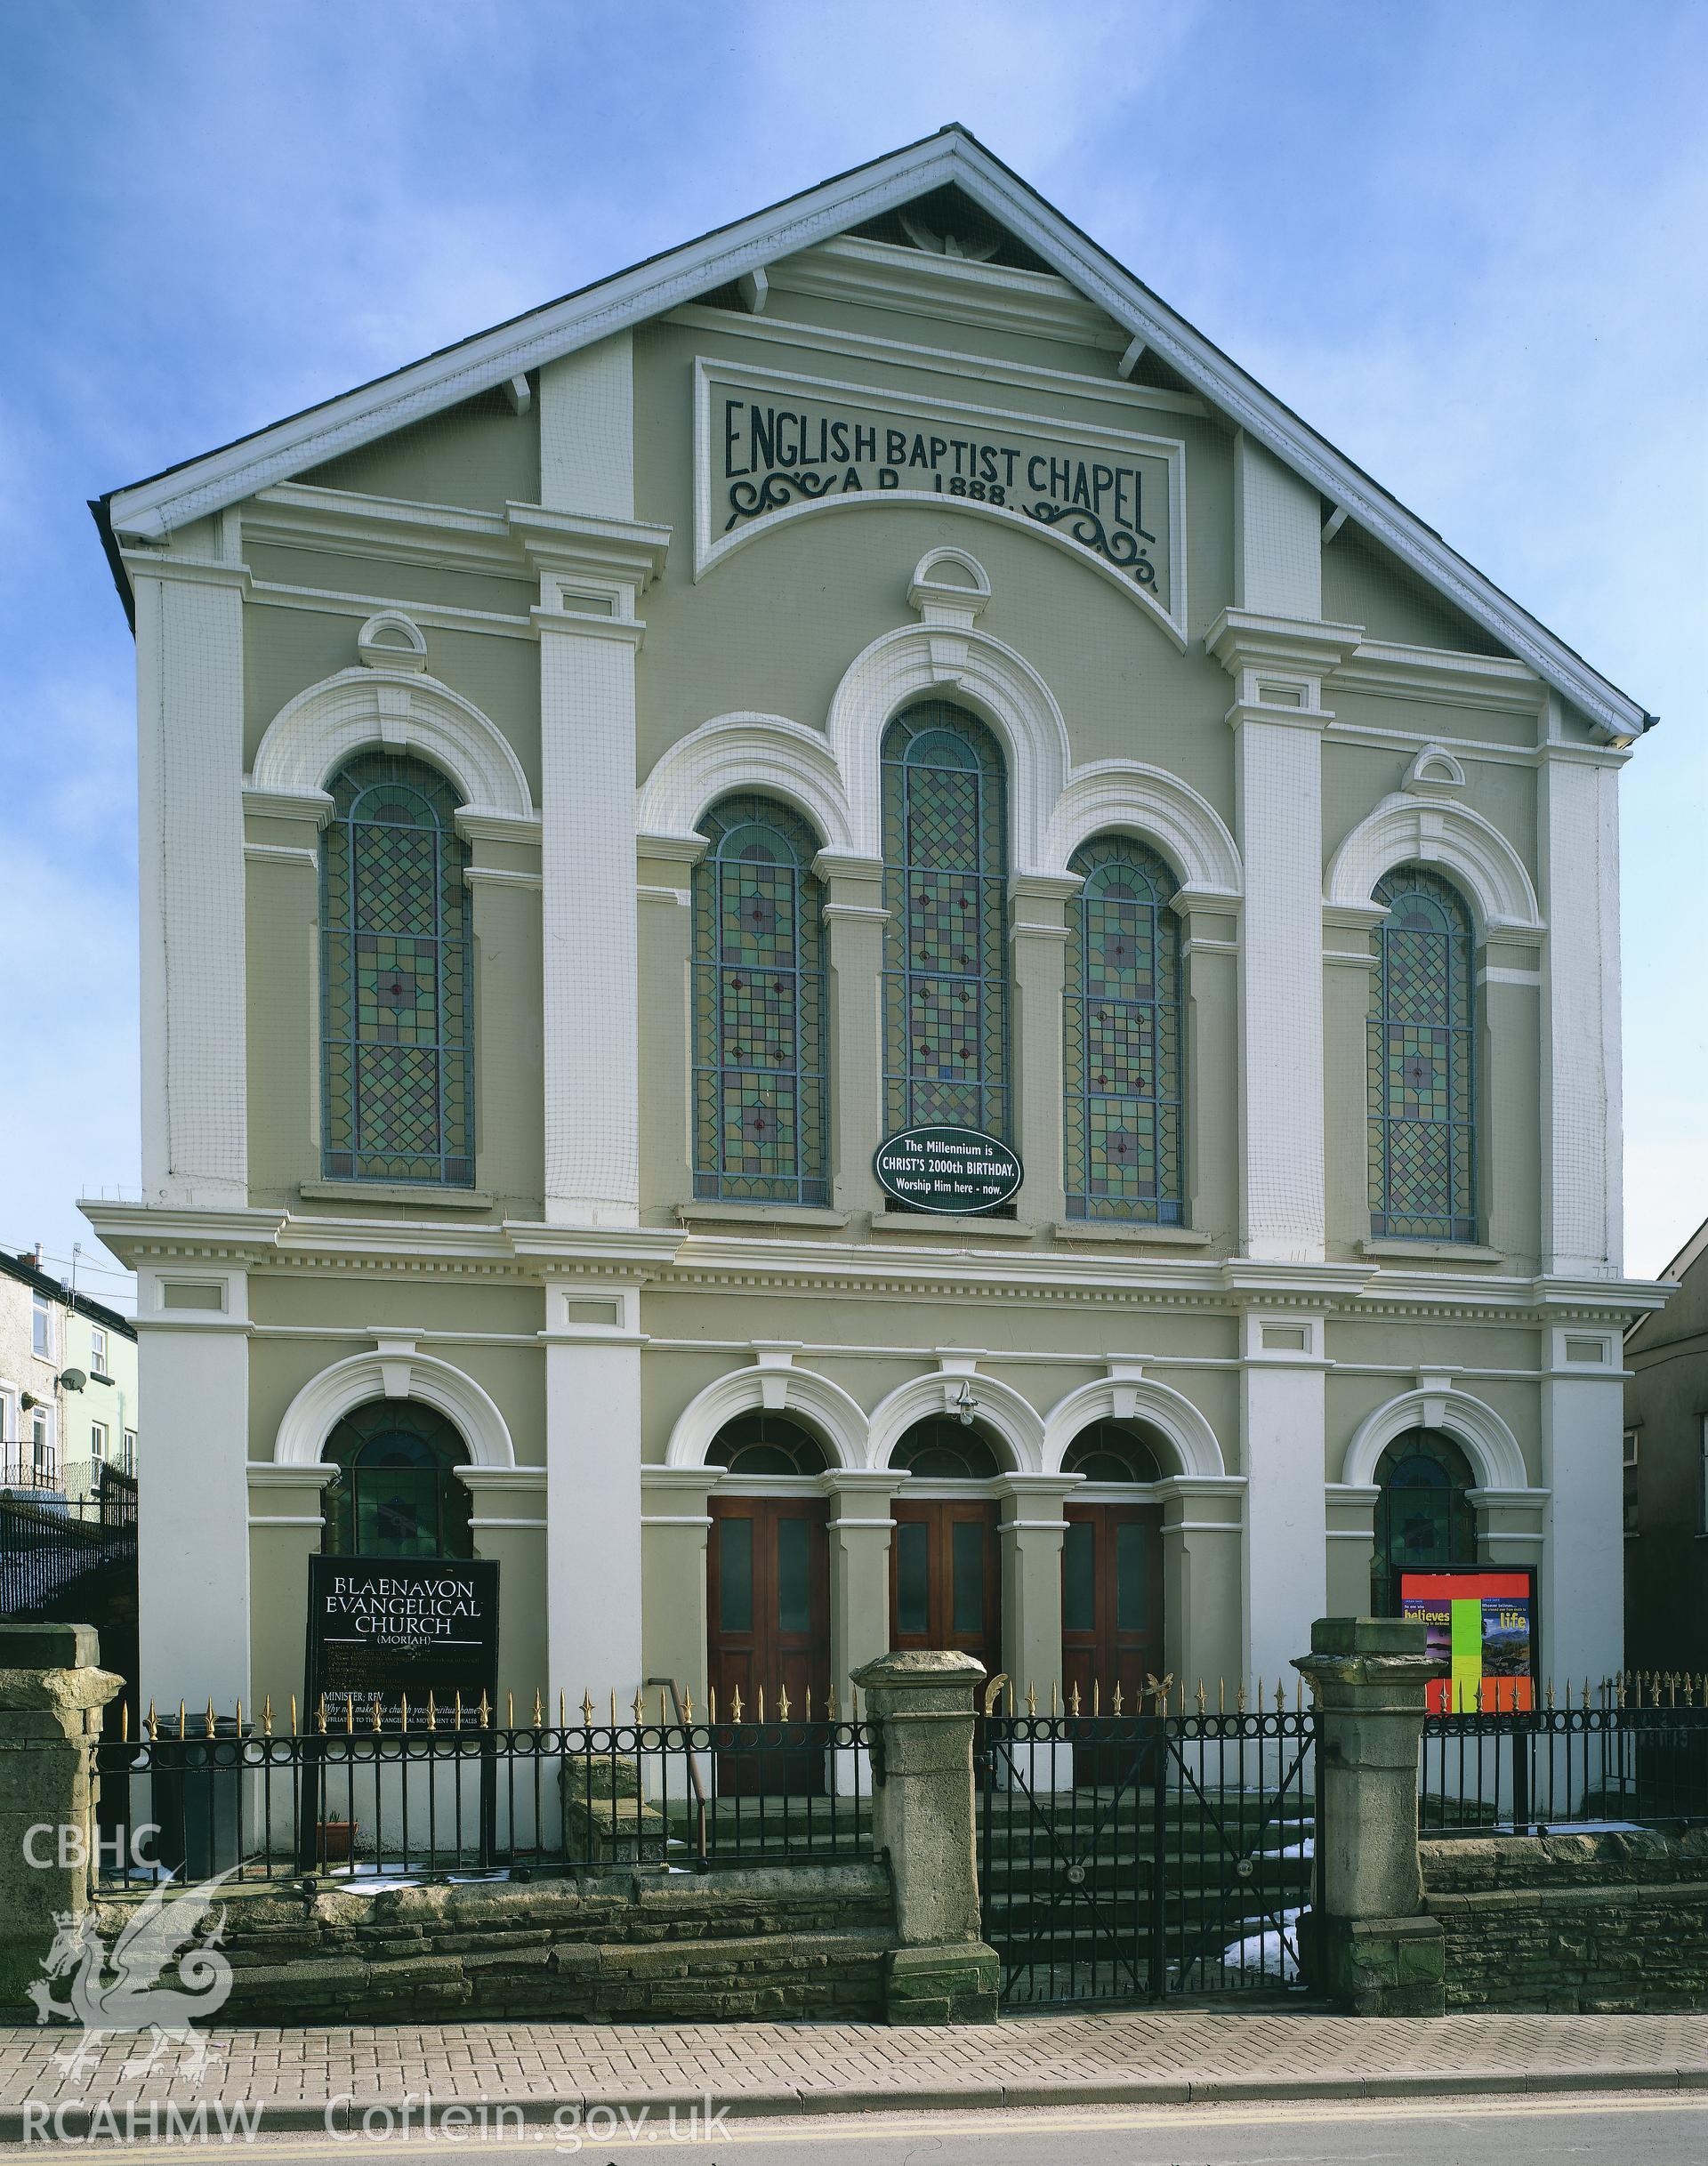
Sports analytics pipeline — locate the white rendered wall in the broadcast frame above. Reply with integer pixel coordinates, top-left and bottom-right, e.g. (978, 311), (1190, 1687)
(1538, 746), (1623, 1277)
(1233, 436), (1323, 622)
(136, 1282), (251, 1710)
(133, 557), (247, 1206)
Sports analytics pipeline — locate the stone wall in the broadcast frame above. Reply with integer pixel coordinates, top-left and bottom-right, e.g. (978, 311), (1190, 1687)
(93, 1864), (896, 2025)
(1423, 1831), (1708, 2013)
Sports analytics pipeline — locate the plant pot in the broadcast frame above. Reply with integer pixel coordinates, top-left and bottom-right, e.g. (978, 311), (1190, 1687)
(318, 1820), (358, 1865)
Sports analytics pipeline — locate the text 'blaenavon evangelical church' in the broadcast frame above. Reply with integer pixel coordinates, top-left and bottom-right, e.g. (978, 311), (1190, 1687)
(85, 127), (1664, 1726)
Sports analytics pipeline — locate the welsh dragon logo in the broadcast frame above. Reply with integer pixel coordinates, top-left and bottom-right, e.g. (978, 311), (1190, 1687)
(27, 1869), (237, 2081)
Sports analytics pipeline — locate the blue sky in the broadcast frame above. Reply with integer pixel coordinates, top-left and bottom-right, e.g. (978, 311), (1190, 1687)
(1, 2), (1702, 1313)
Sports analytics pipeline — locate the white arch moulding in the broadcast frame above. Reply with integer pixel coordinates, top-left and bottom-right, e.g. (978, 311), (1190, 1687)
(1043, 761), (1244, 894)
(866, 1373), (1045, 1476)
(1041, 1376), (1228, 1480)
(250, 666), (536, 823)
(826, 624), (1073, 871)
(635, 712), (857, 856)
(1339, 1387), (1530, 1494)
(1325, 793), (1542, 937)
(271, 1349), (517, 1470)
(664, 1363), (867, 1472)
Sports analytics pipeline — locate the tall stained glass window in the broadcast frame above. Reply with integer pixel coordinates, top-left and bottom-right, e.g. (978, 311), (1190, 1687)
(881, 703), (1009, 1140)
(1367, 866), (1476, 1241)
(320, 752), (473, 1186)
(322, 1399), (473, 1560)
(1063, 836), (1182, 1221)
(691, 796), (828, 1204)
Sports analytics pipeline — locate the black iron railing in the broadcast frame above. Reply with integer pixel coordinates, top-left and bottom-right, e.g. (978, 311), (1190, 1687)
(979, 1703), (1319, 2005)
(92, 1703), (873, 1887)
(0, 1493), (136, 1619)
(1422, 1698), (1708, 1832)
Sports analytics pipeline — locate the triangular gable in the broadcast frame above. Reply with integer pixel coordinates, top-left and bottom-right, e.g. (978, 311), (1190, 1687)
(95, 124), (1653, 742)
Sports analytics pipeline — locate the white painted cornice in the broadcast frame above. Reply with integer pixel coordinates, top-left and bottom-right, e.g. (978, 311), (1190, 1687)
(504, 503), (672, 592)
(1331, 640), (1543, 719)
(768, 234), (1132, 352)
(97, 125), (1649, 739)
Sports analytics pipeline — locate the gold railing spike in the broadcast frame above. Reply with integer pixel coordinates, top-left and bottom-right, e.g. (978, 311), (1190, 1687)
(121, 1699), (129, 1743)
(479, 1690), (490, 1731)
(1545, 1677), (1555, 1711)
(399, 1692), (408, 1731)
(1026, 1683), (1037, 1717)
(537, 1689), (547, 1728)
(1237, 1683), (1246, 1714)
(428, 1691), (439, 1732)
(288, 1694), (296, 1738)
(825, 1681), (836, 1722)
(346, 1693), (355, 1735)
(708, 1684), (718, 1727)
(757, 1685), (765, 1725)
(506, 1690), (515, 1730)
(205, 1697), (216, 1740)
(777, 1684), (791, 1722)
(609, 1689), (617, 1725)
(683, 1686), (695, 1723)
(1111, 1681), (1124, 1717)
(1177, 1679), (1186, 1717)
(1068, 1682), (1082, 1718)
(632, 1687), (645, 1724)
(559, 1690), (567, 1730)
(1582, 1678), (1591, 1711)
(1196, 1680), (1206, 1714)
(148, 1697), (157, 1742)
(581, 1690), (595, 1726)
(262, 1695), (272, 1739)
(1092, 1679), (1100, 1718)
(660, 1685), (670, 1726)
(371, 1695), (382, 1733)
(455, 1688), (464, 1732)
(317, 1695), (328, 1735)
(235, 1696), (243, 1736)
(731, 1686), (744, 1724)
(1050, 1680), (1059, 1718)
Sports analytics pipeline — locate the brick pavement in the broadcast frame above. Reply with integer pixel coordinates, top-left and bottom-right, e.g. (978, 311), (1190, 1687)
(2, 2009), (1707, 2136)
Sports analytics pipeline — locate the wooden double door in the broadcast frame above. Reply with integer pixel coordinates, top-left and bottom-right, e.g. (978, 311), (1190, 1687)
(1061, 1501), (1164, 1719)
(706, 1496), (830, 1792)
(889, 1498), (1003, 1681)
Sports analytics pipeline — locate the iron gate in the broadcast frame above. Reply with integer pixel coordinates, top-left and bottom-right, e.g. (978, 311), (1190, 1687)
(978, 1707), (1320, 2005)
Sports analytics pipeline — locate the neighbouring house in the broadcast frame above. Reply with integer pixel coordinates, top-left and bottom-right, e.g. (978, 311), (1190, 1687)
(79, 125), (1664, 1726)
(1623, 1217), (1707, 1673)
(0, 1250), (138, 1505)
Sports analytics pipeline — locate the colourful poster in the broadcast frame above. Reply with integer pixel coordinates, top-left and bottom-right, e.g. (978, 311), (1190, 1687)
(1398, 1568), (1535, 1712)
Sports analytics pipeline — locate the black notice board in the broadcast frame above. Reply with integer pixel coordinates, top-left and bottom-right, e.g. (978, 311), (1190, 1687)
(304, 1556), (500, 1732)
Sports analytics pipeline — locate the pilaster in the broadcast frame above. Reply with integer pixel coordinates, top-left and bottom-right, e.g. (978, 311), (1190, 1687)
(1173, 890), (1241, 1241)
(995, 1473), (1076, 1701)
(822, 1469), (906, 1708)
(1538, 1325), (1624, 1689)
(1156, 1474), (1245, 1689)
(1008, 874), (1078, 1225)
(246, 1462), (335, 1718)
(542, 1279), (647, 1701)
(1322, 900), (1384, 1254)
(1538, 742), (1623, 1276)
(1237, 1306), (1328, 1691)
(458, 1466), (549, 1707)
(640, 1466), (720, 1702)
(637, 833), (706, 1214)
(132, 544), (248, 1206)
(816, 852), (888, 1217)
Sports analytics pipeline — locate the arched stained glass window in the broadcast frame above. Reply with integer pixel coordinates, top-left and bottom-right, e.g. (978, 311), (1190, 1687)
(1064, 836), (1182, 1221)
(890, 1419), (1001, 1480)
(882, 704), (1009, 1141)
(322, 1399), (473, 1560)
(1368, 867), (1476, 1242)
(1372, 1427), (1477, 1614)
(321, 752), (473, 1186)
(692, 796), (828, 1204)
(1061, 1421), (1165, 1484)
(706, 1413), (830, 1477)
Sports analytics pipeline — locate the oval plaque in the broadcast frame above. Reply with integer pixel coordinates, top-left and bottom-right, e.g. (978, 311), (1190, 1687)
(873, 1125), (1023, 1215)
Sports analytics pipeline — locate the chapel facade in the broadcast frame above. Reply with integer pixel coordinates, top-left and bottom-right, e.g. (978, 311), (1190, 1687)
(85, 128), (1663, 1720)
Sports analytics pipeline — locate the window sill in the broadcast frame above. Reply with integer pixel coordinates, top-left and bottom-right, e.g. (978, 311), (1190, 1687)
(871, 1212), (1038, 1239)
(677, 1202), (850, 1229)
(298, 1180), (495, 1211)
(1359, 1238), (1505, 1264)
(1052, 1221), (1212, 1246)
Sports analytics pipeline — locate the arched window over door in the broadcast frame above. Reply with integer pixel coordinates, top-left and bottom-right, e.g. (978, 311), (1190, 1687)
(321, 752), (473, 1186)
(1368, 866), (1476, 1242)
(881, 703), (1010, 1144)
(1064, 837), (1183, 1223)
(321, 1400), (473, 1559)
(691, 796), (828, 1205)
(1059, 1420), (1164, 1741)
(888, 1415), (1002, 1678)
(1372, 1427), (1478, 1614)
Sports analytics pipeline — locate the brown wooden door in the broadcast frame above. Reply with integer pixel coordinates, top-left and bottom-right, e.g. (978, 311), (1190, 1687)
(889, 1498), (1002, 1680)
(707, 1496), (829, 1793)
(1061, 1501), (1164, 1721)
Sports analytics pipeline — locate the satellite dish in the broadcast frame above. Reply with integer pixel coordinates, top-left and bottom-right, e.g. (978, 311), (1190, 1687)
(59, 1368), (87, 1393)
